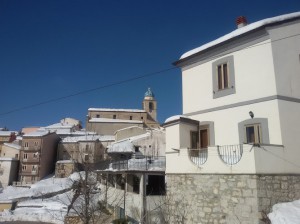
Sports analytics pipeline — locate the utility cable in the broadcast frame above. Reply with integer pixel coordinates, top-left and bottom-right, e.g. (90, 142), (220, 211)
(0, 67), (176, 116)
(1, 32), (300, 117)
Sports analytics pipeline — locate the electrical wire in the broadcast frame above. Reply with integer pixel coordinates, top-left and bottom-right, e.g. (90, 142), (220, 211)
(1, 32), (299, 117)
(0, 67), (176, 116)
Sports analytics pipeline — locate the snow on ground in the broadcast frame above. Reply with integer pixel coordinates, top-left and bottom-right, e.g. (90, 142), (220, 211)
(0, 173), (81, 223)
(268, 199), (300, 224)
(0, 173), (79, 201)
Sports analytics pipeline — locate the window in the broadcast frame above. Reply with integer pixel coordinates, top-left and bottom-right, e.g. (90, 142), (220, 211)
(32, 165), (38, 171)
(24, 142), (29, 148)
(217, 63), (229, 90)
(84, 154), (89, 162)
(149, 102), (153, 112)
(15, 154), (18, 159)
(34, 141), (38, 146)
(245, 124), (262, 144)
(212, 55), (235, 98)
(113, 115), (116, 119)
(190, 131), (199, 149)
(130, 116), (132, 120)
(22, 165), (27, 171)
(96, 114), (100, 118)
(238, 118), (269, 144)
(23, 153), (28, 159)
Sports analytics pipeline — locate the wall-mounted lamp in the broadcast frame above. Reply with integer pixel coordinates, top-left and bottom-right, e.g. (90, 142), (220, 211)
(249, 111), (254, 119)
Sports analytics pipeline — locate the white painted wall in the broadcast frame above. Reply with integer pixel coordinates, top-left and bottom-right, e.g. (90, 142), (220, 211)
(269, 19), (300, 98)
(182, 39), (277, 115)
(277, 100), (300, 173)
(190, 100), (282, 146)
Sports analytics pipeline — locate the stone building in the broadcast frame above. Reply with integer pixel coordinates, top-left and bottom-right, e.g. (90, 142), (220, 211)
(86, 88), (160, 135)
(164, 12), (300, 223)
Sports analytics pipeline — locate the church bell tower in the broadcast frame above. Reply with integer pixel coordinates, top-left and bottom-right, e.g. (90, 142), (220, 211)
(143, 87), (157, 121)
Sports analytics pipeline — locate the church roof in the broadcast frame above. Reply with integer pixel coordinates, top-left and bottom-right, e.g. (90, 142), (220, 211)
(144, 87), (155, 98)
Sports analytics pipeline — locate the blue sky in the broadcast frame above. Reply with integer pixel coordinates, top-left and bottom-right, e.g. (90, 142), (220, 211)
(1, 0), (300, 131)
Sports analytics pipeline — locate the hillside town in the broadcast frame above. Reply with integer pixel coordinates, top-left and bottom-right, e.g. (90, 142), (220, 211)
(0, 11), (300, 224)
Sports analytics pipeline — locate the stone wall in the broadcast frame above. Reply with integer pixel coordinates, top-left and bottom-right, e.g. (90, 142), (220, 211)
(166, 174), (300, 224)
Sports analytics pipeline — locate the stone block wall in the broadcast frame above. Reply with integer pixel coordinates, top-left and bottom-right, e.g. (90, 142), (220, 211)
(166, 174), (300, 224)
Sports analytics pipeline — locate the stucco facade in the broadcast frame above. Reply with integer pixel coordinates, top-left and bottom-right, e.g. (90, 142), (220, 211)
(165, 12), (300, 223)
(86, 88), (160, 135)
(19, 131), (60, 184)
(0, 158), (19, 188)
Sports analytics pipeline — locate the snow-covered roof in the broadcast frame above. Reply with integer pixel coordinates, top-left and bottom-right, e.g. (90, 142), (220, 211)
(23, 130), (52, 137)
(71, 130), (97, 135)
(0, 157), (18, 161)
(107, 140), (135, 153)
(61, 135), (100, 143)
(61, 134), (115, 143)
(164, 115), (190, 123)
(180, 11), (300, 60)
(88, 108), (146, 113)
(45, 122), (74, 129)
(0, 131), (15, 136)
(89, 117), (143, 124)
(3, 143), (21, 150)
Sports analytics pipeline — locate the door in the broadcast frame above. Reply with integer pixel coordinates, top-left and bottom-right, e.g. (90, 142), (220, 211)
(200, 129), (208, 149)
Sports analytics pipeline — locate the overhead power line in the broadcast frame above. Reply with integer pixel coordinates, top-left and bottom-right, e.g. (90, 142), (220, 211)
(0, 67), (177, 117)
(1, 32), (299, 117)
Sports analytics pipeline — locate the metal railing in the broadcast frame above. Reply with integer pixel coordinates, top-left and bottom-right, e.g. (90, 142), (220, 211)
(109, 156), (166, 171)
(217, 144), (243, 165)
(189, 148), (208, 166)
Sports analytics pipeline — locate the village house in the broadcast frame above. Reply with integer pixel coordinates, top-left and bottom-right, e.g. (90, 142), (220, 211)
(55, 134), (113, 177)
(0, 142), (21, 188)
(18, 130), (60, 185)
(0, 131), (16, 152)
(86, 88), (160, 135)
(164, 12), (300, 223)
(97, 126), (166, 223)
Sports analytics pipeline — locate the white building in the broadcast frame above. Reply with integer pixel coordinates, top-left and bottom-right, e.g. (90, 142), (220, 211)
(164, 12), (300, 223)
(97, 126), (166, 223)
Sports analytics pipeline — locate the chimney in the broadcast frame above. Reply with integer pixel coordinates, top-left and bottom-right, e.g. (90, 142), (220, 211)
(236, 16), (247, 28)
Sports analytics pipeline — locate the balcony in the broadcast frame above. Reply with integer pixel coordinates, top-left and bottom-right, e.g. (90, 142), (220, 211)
(24, 146), (41, 151)
(167, 143), (286, 174)
(108, 156), (166, 172)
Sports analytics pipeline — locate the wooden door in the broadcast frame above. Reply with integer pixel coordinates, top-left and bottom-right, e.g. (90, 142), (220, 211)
(200, 129), (208, 148)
